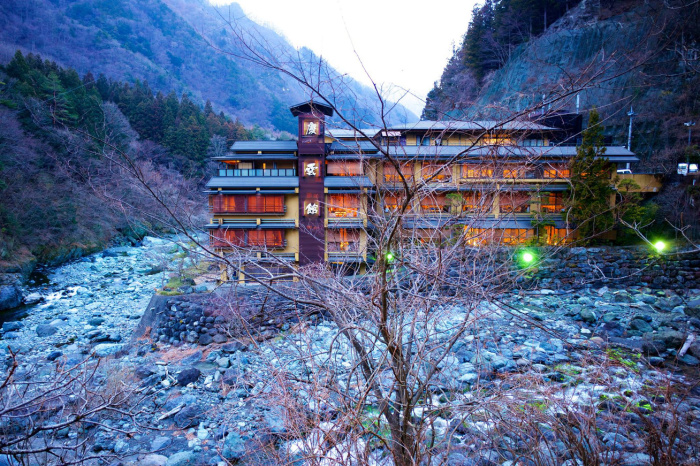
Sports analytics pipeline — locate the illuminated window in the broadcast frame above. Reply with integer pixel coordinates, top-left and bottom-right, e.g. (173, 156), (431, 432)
(248, 230), (284, 248)
(545, 226), (574, 245)
(420, 193), (450, 214)
(462, 192), (493, 213)
(327, 229), (361, 252)
(327, 194), (359, 218)
(421, 163), (451, 182)
(502, 166), (534, 179)
(383, 194), (409, 213)
(541, 193), (565, 213)
(327, 161), (362, 176)
(210, 229), (246, 247)
(462, 164), (494, 178)
(384, 163), (414, 182)
(543, 166), (571, 178)
(499, 192), (531, 213)
(209, 195), (284, 214)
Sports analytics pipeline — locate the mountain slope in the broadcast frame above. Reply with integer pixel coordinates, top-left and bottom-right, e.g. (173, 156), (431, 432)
(0, 0), (414, 133)
(424, 0), (699, 169)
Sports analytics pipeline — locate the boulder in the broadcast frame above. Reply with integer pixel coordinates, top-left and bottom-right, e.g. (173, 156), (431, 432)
(92, 343), (123, 358)
(140, 454), (168, 466)
(36, 324), (57, 337)
(2, 321), (22, 332)
(198, 333), (213, 345)
(0, 285), (22, 311)
(164, 451), (197, 466)
(628, 319), (652, 334)
(579, 309), (597, 323)
(221, 433), (246, 461)
(173, 405), (203, 429)
(23, 292), (43, 304)
(685, 298), (700, 318)
(177, 368), (201, 386)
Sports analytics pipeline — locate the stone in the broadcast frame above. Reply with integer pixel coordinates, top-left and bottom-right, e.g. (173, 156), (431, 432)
(135, 364), (157, 380)
(0, 285), (22, 311)
(458, 372), (478, 384)
(685, 298), (700, 318)
(46, 351), (62, 361)
(212, 334), (228, 344)
(23, 292), (43, 304)
(221, 341), (245, 354)
(36, 324), (57, 337)
(88, 317), (105, 326)
(177, 368), (201, 386)
(680, 354), (699, 366)
(215, 357), (230, 368)
(174, 405), (203, 429)
(628, 319), (652, 333)
(92, 344), (123, 358)
(222, 368), (239, 386)
(151, 436), (171, 451)
(165, 451), (197, 466)
(580, 309), (597, 323)
(221, 433), (246, 461)
(198, 333), (213, 346)
(2, 321), (22, 332)
(140, 454), (168, 466)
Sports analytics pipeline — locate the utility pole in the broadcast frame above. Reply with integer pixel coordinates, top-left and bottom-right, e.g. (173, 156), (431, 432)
(626, 107), (636, 170)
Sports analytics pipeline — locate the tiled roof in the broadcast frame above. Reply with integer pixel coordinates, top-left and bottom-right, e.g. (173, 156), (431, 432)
(206, 177), (299, 189)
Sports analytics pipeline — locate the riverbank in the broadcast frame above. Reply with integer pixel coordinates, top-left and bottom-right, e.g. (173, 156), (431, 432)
(1, 239), (700, 465)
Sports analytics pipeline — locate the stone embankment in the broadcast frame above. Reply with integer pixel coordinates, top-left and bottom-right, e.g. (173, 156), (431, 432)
(1, 239), (700, 465)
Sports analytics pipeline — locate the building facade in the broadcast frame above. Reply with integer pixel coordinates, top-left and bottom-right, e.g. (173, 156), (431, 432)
(205, 101), (643, 281)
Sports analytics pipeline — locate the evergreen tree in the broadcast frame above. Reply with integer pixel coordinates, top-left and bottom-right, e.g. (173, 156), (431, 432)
(566, 109), (614, 243)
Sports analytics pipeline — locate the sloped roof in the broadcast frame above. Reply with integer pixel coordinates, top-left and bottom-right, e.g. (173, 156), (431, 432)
(229, 141), (298, 152)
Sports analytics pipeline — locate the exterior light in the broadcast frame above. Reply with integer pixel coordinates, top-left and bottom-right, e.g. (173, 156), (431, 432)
(385, 252), (395, 263)
(653, 240), (666, 253)
(522, 252), (535, 264)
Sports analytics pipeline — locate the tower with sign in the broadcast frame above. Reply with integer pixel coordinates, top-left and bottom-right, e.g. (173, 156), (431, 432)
(290, 101), (334, 264)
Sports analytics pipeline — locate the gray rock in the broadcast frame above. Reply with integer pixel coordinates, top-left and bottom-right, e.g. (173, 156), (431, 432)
(222, 368), (240, 386)
(140, 454), (168, 466)
(151, 436), (171, 451)
(165, 451), (197, 466)
(36, 324), (57, 337)
(46, 351), (62, 361)
(458, 372), (478, 385)
(221, 433), (246, 461)
(177, 368), (201, 386)
(215, 357), (230, 368)
(680, 354), (699, 366)
(2, 321), (22, 332)
(88, 317), (105, 326)
(23, 292), (43, 304)
(173, 405), (203, 429)
(580, 309), (597, 323)
(92, 344), (123, 358)
(628, 319), (652, 333)
(0, 285), (22, 311)
(198, 333), (213, 345)
(685, 298), (700, 318)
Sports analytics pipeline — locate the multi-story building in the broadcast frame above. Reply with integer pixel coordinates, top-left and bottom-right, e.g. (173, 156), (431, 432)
(205, 100), (645, 281)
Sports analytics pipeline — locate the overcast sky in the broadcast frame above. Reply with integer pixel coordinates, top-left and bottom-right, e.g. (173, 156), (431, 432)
(208, 0), (478, 117)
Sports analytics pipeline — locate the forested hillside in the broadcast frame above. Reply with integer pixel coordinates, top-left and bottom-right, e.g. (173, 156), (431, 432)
(0, 51), (236, 268)
(0, 0), (414, 134)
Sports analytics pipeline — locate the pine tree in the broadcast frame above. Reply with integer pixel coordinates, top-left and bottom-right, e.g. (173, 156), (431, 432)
(566, 109), (614, 242)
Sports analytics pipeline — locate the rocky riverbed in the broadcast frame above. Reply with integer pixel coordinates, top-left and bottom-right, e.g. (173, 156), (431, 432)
(1, 239), (700, 466)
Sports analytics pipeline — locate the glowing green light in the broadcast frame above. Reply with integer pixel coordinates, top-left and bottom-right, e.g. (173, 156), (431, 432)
(653, 240), (666, 253)
(385, 252), (395, 263)
(522, 252), (535, 264)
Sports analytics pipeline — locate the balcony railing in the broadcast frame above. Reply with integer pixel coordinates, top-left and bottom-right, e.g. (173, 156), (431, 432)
(218, 169), (297, 177)
(210, 239), (287, 249)
(327, 242), (361, 253)
(209, 205), (287, 214)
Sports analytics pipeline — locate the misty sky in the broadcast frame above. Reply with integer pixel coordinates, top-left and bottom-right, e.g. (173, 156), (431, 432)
(208, 0), (478, 117)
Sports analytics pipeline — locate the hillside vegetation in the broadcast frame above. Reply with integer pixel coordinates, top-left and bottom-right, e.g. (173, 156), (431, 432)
(0, 51), (232, 267)
(0, 0), (414, 133)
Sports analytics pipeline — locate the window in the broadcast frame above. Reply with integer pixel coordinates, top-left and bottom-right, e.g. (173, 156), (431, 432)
(421, 163), (451, 182)
(500, 192), (530, 213)
(502, 166), (534, 179)
(543, 166), (571, 178)
(462, 164), (494, 179)
(384, 194), (408, 213)
(384, 163), (414, 182)
(464, 228), (533, 246)
(501, 228), (534, 245)
(462, 192), (493, 213)
(540, 192), (565, 213)
(544, 226), (573, 245)
(209, 229), (284, 248)
(327, 194), (359, 218)
(420, 193), (450, 214)
(248, 230), (284, 247)
(210, 229), (246, 247)
(327, 161), (362, 176)
(327, 229), (361, 252)
(209, 195), (284, 214)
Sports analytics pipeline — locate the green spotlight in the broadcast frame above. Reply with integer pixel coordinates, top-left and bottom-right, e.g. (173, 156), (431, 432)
(653, 240), (666, 253)
(385, 252), (395, 263)
(522, 252), (535, 264)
